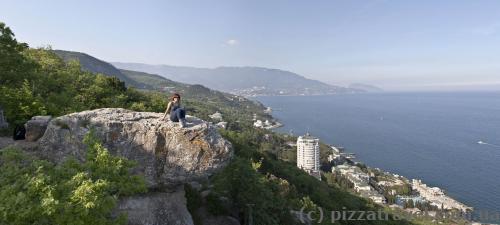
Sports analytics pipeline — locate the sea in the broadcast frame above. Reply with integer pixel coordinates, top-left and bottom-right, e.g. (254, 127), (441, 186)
(255, 92), (500, 223)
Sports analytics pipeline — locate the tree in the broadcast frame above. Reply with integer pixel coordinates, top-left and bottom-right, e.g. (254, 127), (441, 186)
(0, 22), (34, 86)
(0, 131), (146, 224)
(0, 80), (47, 125)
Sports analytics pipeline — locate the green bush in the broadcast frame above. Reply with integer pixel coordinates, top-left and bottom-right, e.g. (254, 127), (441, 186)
(214, 125), (414, 225)
(209, 156), (296, 225)
(0, 22), (168, 126)
(0, 131), (146, 225)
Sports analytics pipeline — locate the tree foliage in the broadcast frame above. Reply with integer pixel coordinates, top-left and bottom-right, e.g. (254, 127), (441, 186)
(0, 22), (171, 126)
(212, 126), (414, 225)
(0, 131), (146, 225)
(0, 21), (421, 225)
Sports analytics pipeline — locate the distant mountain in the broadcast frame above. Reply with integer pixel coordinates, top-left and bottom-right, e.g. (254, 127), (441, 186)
(52, 50), (362, 96)
(348, 83), (384, 92)
(119, 69), (177, 90)
(50, 50), (269, 119)
(52, 50), (145, 88)
(119, 69), (233, 100)
(112, 62), (361, 96)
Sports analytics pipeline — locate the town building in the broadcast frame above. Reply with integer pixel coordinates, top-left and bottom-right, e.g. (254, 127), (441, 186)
(360, 190), (387, 204)
(215, 122), (227, 129)
(253, 119), (281, 129)
(412, 179), (472, 212)
(332, 163), (386, 204)
(297, 133), (321, 180)
(395, 195), (426, 207)
(286, 141), (297, 147)
(264, 107), (272, 114)
(253, 120), (263, 128)
(209, 111), (223, 121)
(327, 146), (345, 165)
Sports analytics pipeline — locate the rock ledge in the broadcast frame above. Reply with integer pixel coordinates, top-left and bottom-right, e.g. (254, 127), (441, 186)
(38, 108), (233, 189)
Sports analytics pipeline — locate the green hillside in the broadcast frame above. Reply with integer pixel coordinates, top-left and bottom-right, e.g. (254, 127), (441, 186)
(119, 68), (177, 89)
(52, 50), (145, 88)
(120, 68), (273, 129)
(112, 62), (361, 96)
(0, 22), (436, 225)
(47, 50), (272, 127)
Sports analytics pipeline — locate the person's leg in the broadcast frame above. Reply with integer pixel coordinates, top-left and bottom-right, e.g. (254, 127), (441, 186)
(179, 108), (186, 119)
(170, 110), (179, 122)
(176, 108), (186, 127)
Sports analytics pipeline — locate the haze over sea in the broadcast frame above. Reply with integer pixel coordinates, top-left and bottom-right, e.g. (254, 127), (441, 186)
(256, 92), (500, 223)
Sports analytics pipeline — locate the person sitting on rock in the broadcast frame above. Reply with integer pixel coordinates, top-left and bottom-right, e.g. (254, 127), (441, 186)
(163, 93), (187, 128)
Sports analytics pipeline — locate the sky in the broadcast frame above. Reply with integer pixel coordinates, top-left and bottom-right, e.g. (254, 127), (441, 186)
(1, 0), (500, 91)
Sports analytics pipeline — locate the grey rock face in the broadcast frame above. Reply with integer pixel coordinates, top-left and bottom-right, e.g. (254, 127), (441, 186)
(38, 108), (233, 189)
(25, 116), (52, 142)
(115, 187), (194, 225)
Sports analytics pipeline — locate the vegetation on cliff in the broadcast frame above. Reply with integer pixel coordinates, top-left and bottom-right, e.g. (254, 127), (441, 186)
(0, 131), (146, 224)
(200, 127), (413, 225)
(0, 23), (161, 126)
(0, 22), (421, 224)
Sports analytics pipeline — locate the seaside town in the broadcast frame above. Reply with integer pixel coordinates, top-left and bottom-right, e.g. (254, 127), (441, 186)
(207, 109), (283, 130)
(2, 2), (500, 224)
(295, 132), (482, 222)
(293, 132), (481, 222)
(203, 102), (494, 224)
(252, 107), (283, 129)
(252, 106), (488, 224)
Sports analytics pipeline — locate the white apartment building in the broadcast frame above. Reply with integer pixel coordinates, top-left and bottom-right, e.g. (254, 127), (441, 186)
(297, 134), (320, 175)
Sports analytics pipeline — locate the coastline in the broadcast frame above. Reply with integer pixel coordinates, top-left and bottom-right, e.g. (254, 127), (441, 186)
(256, 101), (483, 224)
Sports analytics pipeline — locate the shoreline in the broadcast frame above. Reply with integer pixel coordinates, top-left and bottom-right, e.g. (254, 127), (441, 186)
(257, 103), (484, 224)
(246, 90), (500, 98)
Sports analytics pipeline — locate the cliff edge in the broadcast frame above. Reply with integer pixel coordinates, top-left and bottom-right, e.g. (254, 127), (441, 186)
(38, 108), (233, 189)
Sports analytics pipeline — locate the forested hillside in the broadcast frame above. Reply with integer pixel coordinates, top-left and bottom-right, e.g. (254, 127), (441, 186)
(112, 62), (361, 96)
(50, 50), (272, 129)
(0, 22), (417, 225)
(52, 50), (143, 88)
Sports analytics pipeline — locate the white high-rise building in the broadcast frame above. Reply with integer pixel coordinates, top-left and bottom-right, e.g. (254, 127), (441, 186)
(297, 133), (320, 179)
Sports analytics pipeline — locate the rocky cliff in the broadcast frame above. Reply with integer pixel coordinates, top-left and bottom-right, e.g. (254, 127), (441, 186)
(38, 108), (233, 189)
(30, 108), (235, 225)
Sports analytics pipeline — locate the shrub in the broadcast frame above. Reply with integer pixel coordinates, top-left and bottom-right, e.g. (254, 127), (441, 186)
(0, 131), (146, 225)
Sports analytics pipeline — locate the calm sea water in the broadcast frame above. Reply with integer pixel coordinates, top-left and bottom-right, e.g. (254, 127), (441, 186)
(256, 92), (500, 222)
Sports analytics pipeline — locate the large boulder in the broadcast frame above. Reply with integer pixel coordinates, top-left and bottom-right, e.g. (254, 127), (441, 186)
(38, 108), (233, 189)
(25, 116), (52, 141)
(114, 187), (194, 225)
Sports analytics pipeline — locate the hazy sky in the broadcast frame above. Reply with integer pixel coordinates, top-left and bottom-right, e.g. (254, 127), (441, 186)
(1, 0), (500, 91)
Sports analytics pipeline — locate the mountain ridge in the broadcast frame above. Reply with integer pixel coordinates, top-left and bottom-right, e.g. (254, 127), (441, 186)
(52, 50), (146, 88)
(51, 50), (363, 96)
(112, 62), (362, 96)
